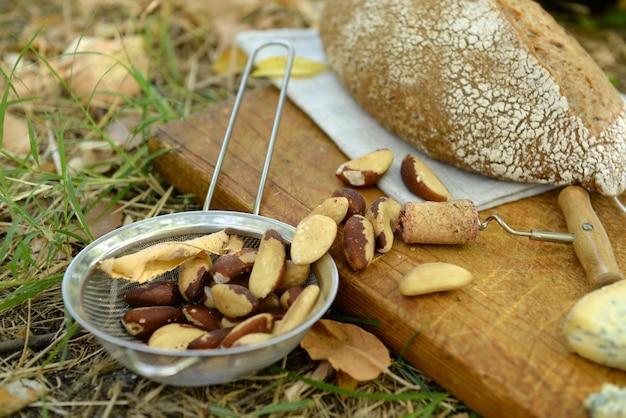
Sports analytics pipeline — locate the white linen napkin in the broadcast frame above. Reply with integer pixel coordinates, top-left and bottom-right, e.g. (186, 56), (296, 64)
(236, 29), (559, 211)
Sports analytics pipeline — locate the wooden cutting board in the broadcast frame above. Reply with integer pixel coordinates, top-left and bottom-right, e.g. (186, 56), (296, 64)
(149, 87), (626, 418)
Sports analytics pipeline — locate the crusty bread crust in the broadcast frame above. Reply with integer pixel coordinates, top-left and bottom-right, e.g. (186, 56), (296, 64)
(320, 0), (626, 195)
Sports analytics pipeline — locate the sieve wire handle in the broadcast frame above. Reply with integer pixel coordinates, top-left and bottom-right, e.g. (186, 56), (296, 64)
(124, 348), (201, 378)
(203, 40), (296, 215)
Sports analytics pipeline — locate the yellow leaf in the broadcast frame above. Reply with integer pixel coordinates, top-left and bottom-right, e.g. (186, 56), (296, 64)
(252, 56), (328, 79)
(212, 47), (249, 75)
(301, 319), (390, 382)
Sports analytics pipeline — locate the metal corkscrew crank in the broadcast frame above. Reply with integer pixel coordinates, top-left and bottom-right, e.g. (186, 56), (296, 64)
(479, 214), (575, 244)
(480, 186), (624, 289)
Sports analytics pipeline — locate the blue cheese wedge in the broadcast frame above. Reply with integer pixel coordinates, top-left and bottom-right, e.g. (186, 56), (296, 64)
(586, 384), (626, 418)
(563, 280), (626, 371)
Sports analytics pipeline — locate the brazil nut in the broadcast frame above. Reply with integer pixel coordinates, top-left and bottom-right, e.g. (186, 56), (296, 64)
(342, 214), (376, 271)
(248, 229), (286, 299)
(275, 285), (320, 336)
(221, 312), (274, 348)
(212, 283), (259, 318)
(147, 323), (208, 350)
(275, 261), (310, 293)
(187, 327), (232, 349)
(182, 304), (223, 331)
(178, 253), (212, 302)
(365, 196), (401, 254)
(332, 188), (367, 222)
(290, 214), (337, 265)
(122, 306), (185, 339)
(307, 196), (349, 225)
(124, 280), (182, 307)
(213, 248), (257, 284)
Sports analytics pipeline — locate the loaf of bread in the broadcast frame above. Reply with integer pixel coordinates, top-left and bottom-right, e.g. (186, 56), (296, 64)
(319, 0), (626, 196)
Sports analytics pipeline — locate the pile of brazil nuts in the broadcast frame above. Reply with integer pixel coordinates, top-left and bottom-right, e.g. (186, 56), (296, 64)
(121, 148), (476, 347)
(121, 229), (321, 350)
(331, 148), (475, 296)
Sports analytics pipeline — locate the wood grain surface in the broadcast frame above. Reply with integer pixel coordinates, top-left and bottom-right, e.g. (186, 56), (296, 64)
(149, 87), (626, 418)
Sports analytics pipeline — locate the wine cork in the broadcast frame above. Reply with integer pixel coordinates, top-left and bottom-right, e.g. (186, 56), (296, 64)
(396, 200), (479, 245)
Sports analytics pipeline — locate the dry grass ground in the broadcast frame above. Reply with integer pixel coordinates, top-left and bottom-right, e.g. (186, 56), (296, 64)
(1, 1), (624, 417)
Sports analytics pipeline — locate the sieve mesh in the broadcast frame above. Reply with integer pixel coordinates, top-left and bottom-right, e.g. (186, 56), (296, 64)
(79, 231), (318, 345)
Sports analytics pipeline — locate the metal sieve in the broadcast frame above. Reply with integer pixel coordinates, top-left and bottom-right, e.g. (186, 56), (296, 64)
(62, 40), (339, 387)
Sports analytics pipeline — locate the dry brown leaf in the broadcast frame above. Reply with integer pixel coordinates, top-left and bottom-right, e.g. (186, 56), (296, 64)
(4, 62), (61, 108)
(75, 200), (124, 241)
(284, 360), (333, 402)
(2, 113), (31, 156)
(205, 0), (268, 21)
(99, 230), (230, 282)
(78, 0), (147, 18)
(336, 370), (359, 393)
(206, 0), (272, 53)
(58, 35), (149, 108)
(301, 319), (391, 382)
(69, 114), (144, 173)
(107, 114), (144, 150)
(0, 379), (46, 417)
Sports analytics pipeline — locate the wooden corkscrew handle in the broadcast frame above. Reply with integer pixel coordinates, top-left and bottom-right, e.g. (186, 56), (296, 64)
(557, 186), (624, 290)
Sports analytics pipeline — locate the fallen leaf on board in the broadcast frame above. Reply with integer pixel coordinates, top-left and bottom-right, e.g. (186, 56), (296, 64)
(2, 113), (31, 156)
(252, 56), (328, 78)
(0, 379), (46, 417)
(301, 319), (391, 382)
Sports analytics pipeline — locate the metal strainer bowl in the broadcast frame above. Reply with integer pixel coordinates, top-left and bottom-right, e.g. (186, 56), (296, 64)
(62, 40), (339, 387)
